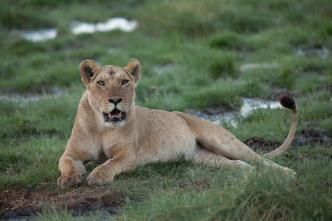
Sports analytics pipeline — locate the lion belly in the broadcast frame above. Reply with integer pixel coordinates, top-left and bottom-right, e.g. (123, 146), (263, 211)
(135, 107), (198, 166)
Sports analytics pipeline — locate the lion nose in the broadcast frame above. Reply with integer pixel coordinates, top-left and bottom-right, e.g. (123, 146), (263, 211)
(108, 97), (123, 105)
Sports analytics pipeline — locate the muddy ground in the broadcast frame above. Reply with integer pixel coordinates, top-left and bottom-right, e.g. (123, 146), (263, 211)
(245, 129), (332, 152)
(0, 188), (124, 220)
(0, 84), (65, 95)
(1, 129), (331, 219)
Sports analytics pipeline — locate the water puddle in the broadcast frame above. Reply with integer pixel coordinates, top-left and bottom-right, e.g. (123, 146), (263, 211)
(153, 64), (174, 75)
(70, 18), (137, 34)
(10, 18), (137, 42)
(296, 44), (329, 58)
(186, 98), (282, 128)
(186, 108), (238, 127)
(10, 29), (57, 42)
(0, 87), (65, 103)
(239, 63), (278, 72)
(240, 98), (281, 117)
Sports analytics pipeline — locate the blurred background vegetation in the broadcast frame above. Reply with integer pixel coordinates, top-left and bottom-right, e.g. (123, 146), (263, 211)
(1, 0), (331, 138)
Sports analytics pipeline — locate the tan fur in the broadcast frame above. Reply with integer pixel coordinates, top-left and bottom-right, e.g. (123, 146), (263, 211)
(57, 59), (298, 188)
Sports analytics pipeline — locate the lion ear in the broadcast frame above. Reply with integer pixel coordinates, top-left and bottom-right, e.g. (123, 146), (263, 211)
(79, 60), (100, 87)
(125, 58), (141, 84)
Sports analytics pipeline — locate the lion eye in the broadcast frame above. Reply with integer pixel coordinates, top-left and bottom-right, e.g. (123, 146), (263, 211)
(121, 80), (129, 86)
(97, 81), (105, 87)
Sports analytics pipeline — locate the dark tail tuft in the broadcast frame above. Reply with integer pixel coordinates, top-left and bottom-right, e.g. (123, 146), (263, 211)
(279, 94), (296, 110)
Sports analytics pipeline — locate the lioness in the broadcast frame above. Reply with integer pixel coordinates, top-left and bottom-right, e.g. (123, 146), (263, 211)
(57, 58), (297, 188)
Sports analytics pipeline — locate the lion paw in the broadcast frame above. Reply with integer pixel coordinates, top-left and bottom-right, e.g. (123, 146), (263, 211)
(283, 168), (297, 179)
(235, 160), (255, 171)
(87, 167), (114, 185)
(57, 173), (81, 188)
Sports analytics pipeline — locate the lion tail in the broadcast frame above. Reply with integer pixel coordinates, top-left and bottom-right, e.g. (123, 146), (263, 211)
(263, 94), (298, 159)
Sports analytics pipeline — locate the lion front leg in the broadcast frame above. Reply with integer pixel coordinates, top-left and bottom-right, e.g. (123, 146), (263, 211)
(87, 150), (136, 185)
(57, 152), (87, 188)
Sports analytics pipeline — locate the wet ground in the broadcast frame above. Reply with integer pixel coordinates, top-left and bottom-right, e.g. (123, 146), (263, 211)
(293, 129), (332, 146)
(185, 97), (282, 127)
(0, 84), (66, 105)
(0, 188), (124, 220)
(245, 129), (332, 153)
(10, 17), (137, 42)
(296, 43), (330, 58)
(0, 83), (64, 95)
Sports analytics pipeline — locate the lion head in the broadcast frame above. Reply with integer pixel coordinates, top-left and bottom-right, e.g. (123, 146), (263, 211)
(79, 58), (141, 128)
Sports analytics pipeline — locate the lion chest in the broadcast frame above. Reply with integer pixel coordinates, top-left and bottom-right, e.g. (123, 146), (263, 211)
(100, 132), (137, 161)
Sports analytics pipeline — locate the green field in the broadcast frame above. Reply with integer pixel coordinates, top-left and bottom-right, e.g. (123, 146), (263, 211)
(0, 0), (331, 220)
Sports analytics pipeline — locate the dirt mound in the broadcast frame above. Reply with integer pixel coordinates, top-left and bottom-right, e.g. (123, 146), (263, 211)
(244, 136), (281, 152)
(0, 188), (124, 220)
(244, 129), (332, 152)
(293, 129), (332, 146)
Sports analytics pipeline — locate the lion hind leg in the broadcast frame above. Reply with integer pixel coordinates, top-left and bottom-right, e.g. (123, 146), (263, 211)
(198, 137), (296, 177)
(176, 111), (263, 162)
(176, 112), (295, 177)
(192, 148), (255, 171)
(197, 135), (296, 176)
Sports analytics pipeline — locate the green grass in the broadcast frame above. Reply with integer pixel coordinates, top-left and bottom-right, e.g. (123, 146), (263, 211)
(118, 167), (332, 221)
(0, 0), (331, 220)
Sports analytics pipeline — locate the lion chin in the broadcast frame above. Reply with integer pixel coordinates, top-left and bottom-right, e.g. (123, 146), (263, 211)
(104, 120), (126, 128)
(57, 58), (298, 189)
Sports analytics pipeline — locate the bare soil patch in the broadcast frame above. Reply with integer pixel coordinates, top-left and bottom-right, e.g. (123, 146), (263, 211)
(244, 136), (281, 152)
(244, 129), (332, 153)
(293, 129), (332, 146)
(0, 188), (125, 220)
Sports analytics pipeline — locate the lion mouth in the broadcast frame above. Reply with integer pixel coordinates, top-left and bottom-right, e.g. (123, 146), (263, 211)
(103, 109), (126, 122)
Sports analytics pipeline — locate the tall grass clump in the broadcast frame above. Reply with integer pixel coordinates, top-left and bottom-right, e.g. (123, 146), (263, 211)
(208, 53), (237, 79)
(209, 32), (249, 51)
(119, 169), (332, 221)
